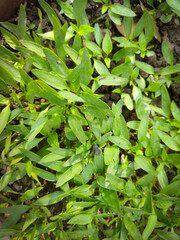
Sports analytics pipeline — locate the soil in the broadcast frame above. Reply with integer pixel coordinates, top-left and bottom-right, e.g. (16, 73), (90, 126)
(0, 0), (180, 238)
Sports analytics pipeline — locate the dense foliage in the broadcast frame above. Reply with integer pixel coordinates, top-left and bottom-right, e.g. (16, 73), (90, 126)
(0, 0), (180, 239)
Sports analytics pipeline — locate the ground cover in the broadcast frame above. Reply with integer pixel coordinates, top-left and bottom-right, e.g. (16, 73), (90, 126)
(0, 0), (180, 239)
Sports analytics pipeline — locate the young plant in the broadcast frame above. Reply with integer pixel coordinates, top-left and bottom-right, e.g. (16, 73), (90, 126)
(0, 0), (180, 239)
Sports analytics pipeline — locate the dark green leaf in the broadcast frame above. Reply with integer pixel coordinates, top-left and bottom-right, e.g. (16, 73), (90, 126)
(160, 180), (180, 196)
(156, 230), (180, 240)
(161, 85), (171, 118)
(17, 4), (26, 40)
(124, 216), (143, 240)
(162, 41), (174, 65)
(38, 0), (59, 25)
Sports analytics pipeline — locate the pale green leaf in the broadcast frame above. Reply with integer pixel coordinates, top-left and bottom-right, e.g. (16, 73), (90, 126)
(0, 105), (11, 134)
(102, 29), (112, 56)
(135, 61), (154, 74)
(135, 155), (154, 173)
(68, 114), (86, 144)
(124, 217), (143, 240)
(68, 214), (92, 225)
(56, 162), (83, 187)
(110, 3), (136, 17)
(158, 130), (180, 151)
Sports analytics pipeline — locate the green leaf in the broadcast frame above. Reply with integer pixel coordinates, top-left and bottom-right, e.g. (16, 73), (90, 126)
(73, 0), (86, 25)
(134, 155), (154, 173)
(137, 172), (157, 187)
(167, 153), (180, 169)
(68, 214), (92, 225)
(133, 12), (146, 39)
(23, 187), (43, 200)
(53, 16), (67, 60)
(94, 23), (102, 46)
(81, 163), (94, 183)
(124, 216), (143, 240)
(43, 48), (69, 79)
(138, 111), (149, 143)
(80, 48), (92, 85)
(78, 25), (95, 36)
(0, 170), (12, 191)
(110, 3), (136, 17)
(113, 47), (138, 62)
(68, 114), (86, 144)
(56, 162), (83, 187)
(160, 180), (180, 196)
(150, 128), (161, 157)
(144, 13), (154, 43)
(102, 29), (113, 55)
(135, 61), (154, 74)
(162, 41), (174, 65)
(22, 208), (39, 231)
(108, 136), (131, 150)
(104, 146), (119, 165)
(0, 105), (11, 134)
(32, 69), (68, 90)
(166, 0), (180, 16)
(63, 154), (84, 167)
(158, 130), (180, 151)
(67, 229), (97, 239)
(142, 214), (157, 240)
(0, 45), (19, 63)
(38, 0), (59, 25)
(21, 40), (45, 57)
(99, 75), (128, 86)
(171, 101), (180, 121)
(27, 116), (48, 143)
(108, 9), (121, 25)
(34, 191), (69, 206)
(94, 59), (110, 75)
(122, 93), (133, 110)
(17, 4), (26, 40)
(47, 147), (74, 157)
(106, 173), (125, 191)
(161, 85), (171, 118)
(156, 230), (180, 240)
(0, 65), (18, 87)
(0, 205), (30, 214)
(59, 91), (84, 102)
(57, 0), (75, 19)
(32, 166), (56, 182)
(36, 222), (57, 235)
(84, 40), (102, 55)
(0, 229), (18, 238)
(159, 64), (180, 75)
(81, 92), (112, 116)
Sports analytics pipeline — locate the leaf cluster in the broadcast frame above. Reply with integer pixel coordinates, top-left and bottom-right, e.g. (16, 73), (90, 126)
(0, 0), (180, 239)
